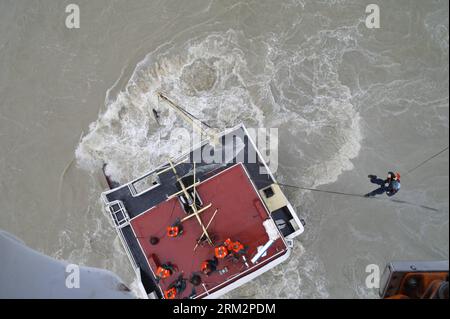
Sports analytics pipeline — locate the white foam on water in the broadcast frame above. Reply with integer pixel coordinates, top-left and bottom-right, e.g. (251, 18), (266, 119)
(76, 28), (362, 189)
(265, 26), (363, 188)
(76, 31), (266, 183)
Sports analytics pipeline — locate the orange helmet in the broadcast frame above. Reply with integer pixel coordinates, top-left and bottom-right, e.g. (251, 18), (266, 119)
(156, 266), (172, 279)
(395, 172), (401, 180)
(164, 287), (177, 299)
(167, 226), (179, 237)
(214, 245), (228, 259)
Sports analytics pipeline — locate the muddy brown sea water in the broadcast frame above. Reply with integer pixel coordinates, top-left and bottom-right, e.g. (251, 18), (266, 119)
(0, 0), (448, 298)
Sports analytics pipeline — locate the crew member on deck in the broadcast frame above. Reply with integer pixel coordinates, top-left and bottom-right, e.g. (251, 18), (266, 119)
(201, 257), (218, 276)
(167, 219), (183, 237)
(155, 263), (174, 281)
(214, 245), (229, 259)
(164, 275), (187, 299)
(164, 287), (177, 299)
(224, 238), (246, 255)
(171, 275), (186, 293)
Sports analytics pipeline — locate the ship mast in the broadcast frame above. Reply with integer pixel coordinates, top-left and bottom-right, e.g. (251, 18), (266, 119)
(156, 92), (219, 146)
(157, 92), (221, 247)
(167, 159), (214, 245)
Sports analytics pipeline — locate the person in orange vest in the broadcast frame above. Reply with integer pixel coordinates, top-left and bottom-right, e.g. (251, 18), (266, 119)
(201, 257), (218, 276)
(167, 219), (183, 238)
(164, 274), (188, 299)
(164, 287), (177, 299)
(224, 238), (232, 249)
(155, 263), (174, 281)
(230, 241), (245, 254)
(214, 245), (229, 259)
(167, 226), (179, 237)
(170, 275), (186, 296)
(224, 238), (246, 255)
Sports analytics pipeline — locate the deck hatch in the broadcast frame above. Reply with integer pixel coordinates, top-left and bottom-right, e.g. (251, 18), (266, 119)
(107, 200), (130, 228)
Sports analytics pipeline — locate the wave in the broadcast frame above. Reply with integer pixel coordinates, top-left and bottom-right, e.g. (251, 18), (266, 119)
(76, 28), (362, 189)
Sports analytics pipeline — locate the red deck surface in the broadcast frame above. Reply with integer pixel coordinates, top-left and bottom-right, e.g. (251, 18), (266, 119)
(130, 163), (287, 299)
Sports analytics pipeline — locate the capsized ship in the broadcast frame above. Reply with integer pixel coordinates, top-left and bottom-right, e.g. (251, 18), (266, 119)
(101, 94), (305, 299)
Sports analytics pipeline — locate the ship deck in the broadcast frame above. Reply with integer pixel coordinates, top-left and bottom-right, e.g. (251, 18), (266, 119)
(130, 163), (287, 299)
(104, 126), (274, 219)
(102, 125), (299, 298)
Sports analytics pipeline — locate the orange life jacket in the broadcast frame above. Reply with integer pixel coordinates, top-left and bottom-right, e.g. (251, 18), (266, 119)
(201, 261), (210, 272)
(231, 241), (244, 253)
(164, 287), (177, 299)
(214, 245), (228, 259)
(224, 238), (232, 247)
(156, 266), (172, 279)
(224, 238), (244, 253)
(167, 226), (179, 237)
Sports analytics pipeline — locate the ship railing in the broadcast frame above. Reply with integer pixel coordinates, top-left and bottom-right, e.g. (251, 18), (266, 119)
(106, 200), (131, 229)
(103, 200), (139, 270)
(116, 225), (138, 270)
(128, 171), (161, 197)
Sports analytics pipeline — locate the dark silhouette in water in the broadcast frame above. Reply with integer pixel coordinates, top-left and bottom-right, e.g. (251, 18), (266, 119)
(152, 108), (160, 125)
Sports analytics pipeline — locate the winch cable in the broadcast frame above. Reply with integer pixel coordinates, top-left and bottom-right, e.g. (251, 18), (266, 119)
(264, 181), (440, 212)
(272, 182), (365, 198)
(255, 146), (448, 212)
(403, 146), (448, 176)
(271, 144), (448, 196)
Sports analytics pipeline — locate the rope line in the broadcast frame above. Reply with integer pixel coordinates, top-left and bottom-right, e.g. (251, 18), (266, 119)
(404, 146), (448, 175)
(267, 181), (440, 212)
